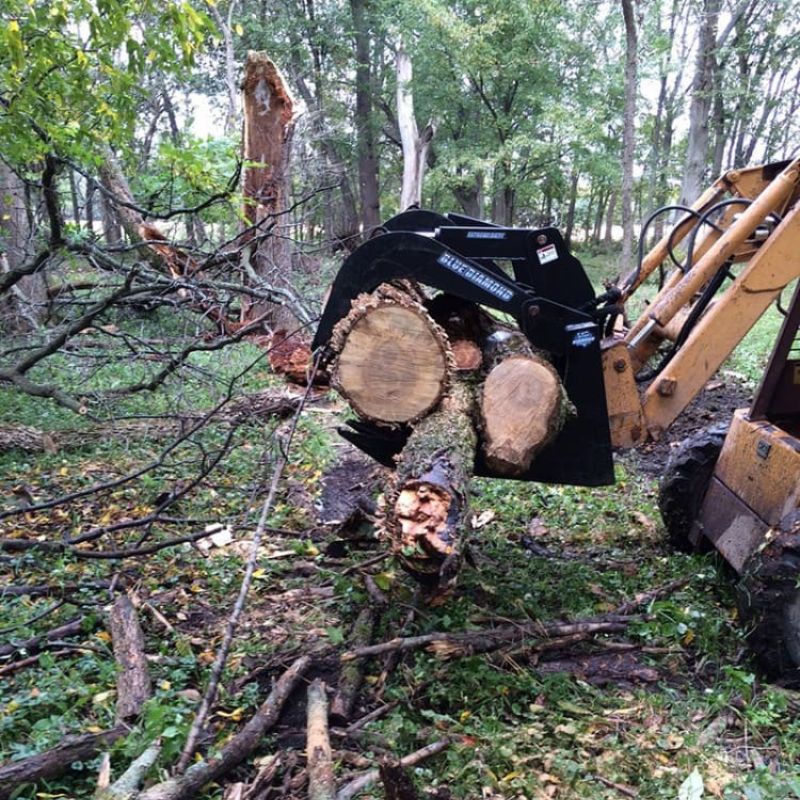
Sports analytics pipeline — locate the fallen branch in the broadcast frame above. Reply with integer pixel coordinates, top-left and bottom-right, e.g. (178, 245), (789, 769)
(174, 448), (290, 774)
(334, 739), (450, 800)
(342, 618), (637, 662)
(307, 680), (335, 800)
(97, 740), (162, 800)
(108, 595), (152, 720)
(0, 726), (127, 800)
(0, 616), (89, 660)
(137, 654), (312, 800)
(330, 607), (378, 723)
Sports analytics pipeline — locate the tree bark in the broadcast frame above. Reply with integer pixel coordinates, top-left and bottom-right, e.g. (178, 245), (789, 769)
(241, 51), (298, 327)
(385, 380), (477, 587)
(108, 595), (152, 721)
(396, 47), (435, 210)
(619, 0), (638, 271)
(679, 0), (721, 205)
(350, 0), (381, 231)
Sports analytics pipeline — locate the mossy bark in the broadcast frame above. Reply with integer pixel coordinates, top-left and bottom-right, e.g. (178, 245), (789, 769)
(385, 380), (477, 587)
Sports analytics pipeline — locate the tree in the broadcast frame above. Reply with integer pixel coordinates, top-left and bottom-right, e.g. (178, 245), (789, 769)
(620, 0), (639, 270)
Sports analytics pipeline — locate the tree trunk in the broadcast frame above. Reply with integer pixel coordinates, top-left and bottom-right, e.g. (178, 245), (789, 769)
(604, 188), (618, 247)
(619, 0), (638, 271)
(564, 170), (579, 249)
(241, 52), (298, 327)
(386, 379), (477, 587)
(679, 0), (721, 205)
(396, 47), (435, 210)
(351, 0), (380, 231)
(0, 161), (43, 331)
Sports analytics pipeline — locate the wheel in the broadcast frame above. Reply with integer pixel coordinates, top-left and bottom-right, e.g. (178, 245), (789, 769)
(737, 515), (800, 686)
(657, 427), (726, 553)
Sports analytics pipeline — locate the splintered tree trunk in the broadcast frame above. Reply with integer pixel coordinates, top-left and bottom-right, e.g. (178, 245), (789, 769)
(385, 380), (477, 586)
(330, 285), (452, 425)
(241, 52), (297, 327)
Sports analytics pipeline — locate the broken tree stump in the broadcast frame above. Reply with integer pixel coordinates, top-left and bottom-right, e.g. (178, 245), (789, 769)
(385, 380), (477, 585)
(330, 286), (452, 425)
(480, 330), (570, 477)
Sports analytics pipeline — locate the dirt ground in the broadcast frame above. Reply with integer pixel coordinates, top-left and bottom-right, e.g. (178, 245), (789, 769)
(619, 373), (753, 475)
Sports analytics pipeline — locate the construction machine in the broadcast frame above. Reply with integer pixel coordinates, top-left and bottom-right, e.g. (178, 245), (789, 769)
(313, 158), (800, 682)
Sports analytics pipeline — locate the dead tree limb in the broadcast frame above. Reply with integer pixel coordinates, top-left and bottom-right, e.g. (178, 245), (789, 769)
(330, 607), (377, 723)
(175, 449), (290, 773)
(96, 740), (162, 800)
(342, 618), (638, 662)
(0, 616), (88, 659)
(137, 655), (312, 800)
(108, 595), (152, 721)
(307, 680), (335, 800)
(0, 726), (127, 800)
(334, 739), (450, 800)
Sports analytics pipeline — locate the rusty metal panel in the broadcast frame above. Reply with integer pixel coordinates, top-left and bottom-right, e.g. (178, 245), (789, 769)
(700, 478), (769, 572)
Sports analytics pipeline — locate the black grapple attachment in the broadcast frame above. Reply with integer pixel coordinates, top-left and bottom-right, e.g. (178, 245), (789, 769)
(312, 209), (615, 487)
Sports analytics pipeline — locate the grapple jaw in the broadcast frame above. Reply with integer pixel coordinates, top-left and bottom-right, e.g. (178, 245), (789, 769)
(314, 210), (615, 487)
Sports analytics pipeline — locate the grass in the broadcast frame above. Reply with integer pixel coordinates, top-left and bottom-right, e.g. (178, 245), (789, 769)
(1, 271), (798, 799)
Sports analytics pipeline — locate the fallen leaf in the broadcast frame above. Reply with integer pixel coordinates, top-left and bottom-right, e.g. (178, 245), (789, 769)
(471, 509), (496, 529)
(678, 767), (704, 800)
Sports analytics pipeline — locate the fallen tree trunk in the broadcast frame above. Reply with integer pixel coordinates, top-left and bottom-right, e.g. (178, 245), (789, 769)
(384, 380), (477, 586)
(0, 726), (127, 799)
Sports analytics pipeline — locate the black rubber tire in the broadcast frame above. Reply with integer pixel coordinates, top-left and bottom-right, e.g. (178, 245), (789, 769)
(657, 427), (726, 553)
(737, 516), (800, 686)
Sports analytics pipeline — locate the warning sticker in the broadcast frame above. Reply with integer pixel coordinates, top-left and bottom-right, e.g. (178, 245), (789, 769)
(536, 244), (558, 265)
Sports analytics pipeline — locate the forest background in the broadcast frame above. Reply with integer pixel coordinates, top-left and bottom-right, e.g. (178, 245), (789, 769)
(2, 1), (800, 799)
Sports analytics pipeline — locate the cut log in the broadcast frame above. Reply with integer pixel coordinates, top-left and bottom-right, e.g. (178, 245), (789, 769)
(480, 336), (569, 477)
(108, 594), (152, 721)
(384, 380), (476, 585)
(331, 288), (452, 425)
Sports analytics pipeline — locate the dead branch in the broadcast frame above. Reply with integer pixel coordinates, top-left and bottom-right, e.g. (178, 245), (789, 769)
(307, 680), (335, 800)
(342, 618), (637, 662)
(174, 448), (290, 773)
(330, 607), (378, 723)
(97, 740), (162, 800)
(613, 577), (692, 614)
(0, 726), (127, 800)
(108, 595), (152, 720)
(0, 390), (300, 454)
(334, 739), (450, 800)
(0, 616), (89, 660)
(137, 655), (312, 800)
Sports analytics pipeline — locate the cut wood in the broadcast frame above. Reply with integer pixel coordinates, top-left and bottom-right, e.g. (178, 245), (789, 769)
(330, 287), (452, 425)
(0, 726), (127, 800)
(385, 380), (477, 585)
(480, 347), (568, 477)
(307, 679), (335, 800)
(108, 594), (152, 721)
